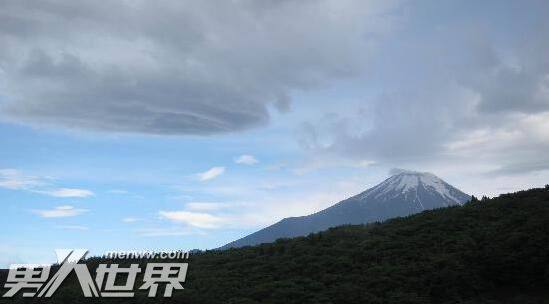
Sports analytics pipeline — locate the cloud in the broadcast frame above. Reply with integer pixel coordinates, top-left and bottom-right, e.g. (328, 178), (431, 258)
(293, 157), (376, 175)
(137, 227), (195, 237)
(444, 112), (549, 175)
(389, 168), (414, 176)
(185, 202), (227, 211)
(108, 189), (129, 194)
(53, 225), (89, 230)
(0, 0), (396, 134)
(234, 154), (259, 165)
(122, 217), (141, 223)
(184, 201), (252, 211)
(158, 211), (225, 229)
(0, 169), (46, 190)
(295, 1), (549, 175)
(196, 167), (225, 181)
(170, 175), (371, 230)
(40, 188), (94, 198)
(0, 169), (95, 198)
(32, 205), (88, 218)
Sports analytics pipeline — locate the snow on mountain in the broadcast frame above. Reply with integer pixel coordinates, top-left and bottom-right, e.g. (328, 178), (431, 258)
(221, 171), (471, 249)
(360, 170), (468, 209)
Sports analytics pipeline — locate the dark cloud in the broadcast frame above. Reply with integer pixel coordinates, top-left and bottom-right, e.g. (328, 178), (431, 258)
(0, 0), (396, 134)
(470, 64), (549, 114)
(490, 159), (549, 175)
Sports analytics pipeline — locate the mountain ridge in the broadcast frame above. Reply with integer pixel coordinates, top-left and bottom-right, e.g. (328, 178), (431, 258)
(221, 171), (470, 249)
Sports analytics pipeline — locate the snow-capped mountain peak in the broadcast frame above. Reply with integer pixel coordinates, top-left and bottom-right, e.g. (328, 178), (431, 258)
(360, 170), (469, 207)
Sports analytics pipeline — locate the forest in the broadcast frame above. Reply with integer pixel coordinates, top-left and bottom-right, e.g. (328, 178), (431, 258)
(2, 186), (549, 304)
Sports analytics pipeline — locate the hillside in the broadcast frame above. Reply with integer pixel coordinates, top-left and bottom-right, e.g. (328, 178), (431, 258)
(2, 186), (549, 303)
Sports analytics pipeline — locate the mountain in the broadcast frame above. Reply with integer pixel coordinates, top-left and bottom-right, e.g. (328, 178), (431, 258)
(221, 170), (470, 249)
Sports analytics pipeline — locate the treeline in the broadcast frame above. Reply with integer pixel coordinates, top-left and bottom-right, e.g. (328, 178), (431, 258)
(2, 186), (549, 303)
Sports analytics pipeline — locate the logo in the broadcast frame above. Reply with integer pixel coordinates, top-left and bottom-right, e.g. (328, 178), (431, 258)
(3, 249), (189, 298)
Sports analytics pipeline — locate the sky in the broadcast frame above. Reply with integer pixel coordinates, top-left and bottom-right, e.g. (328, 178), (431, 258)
(1, 0), (549, 267)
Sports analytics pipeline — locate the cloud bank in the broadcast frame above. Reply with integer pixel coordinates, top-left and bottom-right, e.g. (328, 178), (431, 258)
(0, 0), (547, 175)
(296, 1), (549, 174)
(0, 0), (394, 134)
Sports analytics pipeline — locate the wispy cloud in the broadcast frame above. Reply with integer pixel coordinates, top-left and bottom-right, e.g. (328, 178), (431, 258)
(185, 202), (230, 211)
(39, 188), (94, 198)
(53, 225), (89, 230)
(158, 211), (225, 229)
(185, 201), (252, 212)
(122, 217), (141, 223)
(0, 169), (46, 190)
(170, 175), (371, 230)
(293, 158), (377, 175)
(196, 167), (225, 181)
(0, 169), (94, 198)
(234, 155), (259, 165)
(32, 205), (88, 218)
(108, 189), (129, 194)
(137, 227), (195, 237)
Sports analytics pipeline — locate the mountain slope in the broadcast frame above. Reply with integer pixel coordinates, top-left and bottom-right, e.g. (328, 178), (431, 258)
(180, 187), (549, 304)
(222, 171), (470, 249)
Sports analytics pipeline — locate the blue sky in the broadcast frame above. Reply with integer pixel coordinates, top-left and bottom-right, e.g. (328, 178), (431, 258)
(0, 109), (390, 266)
(1, 0), (549, 266)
